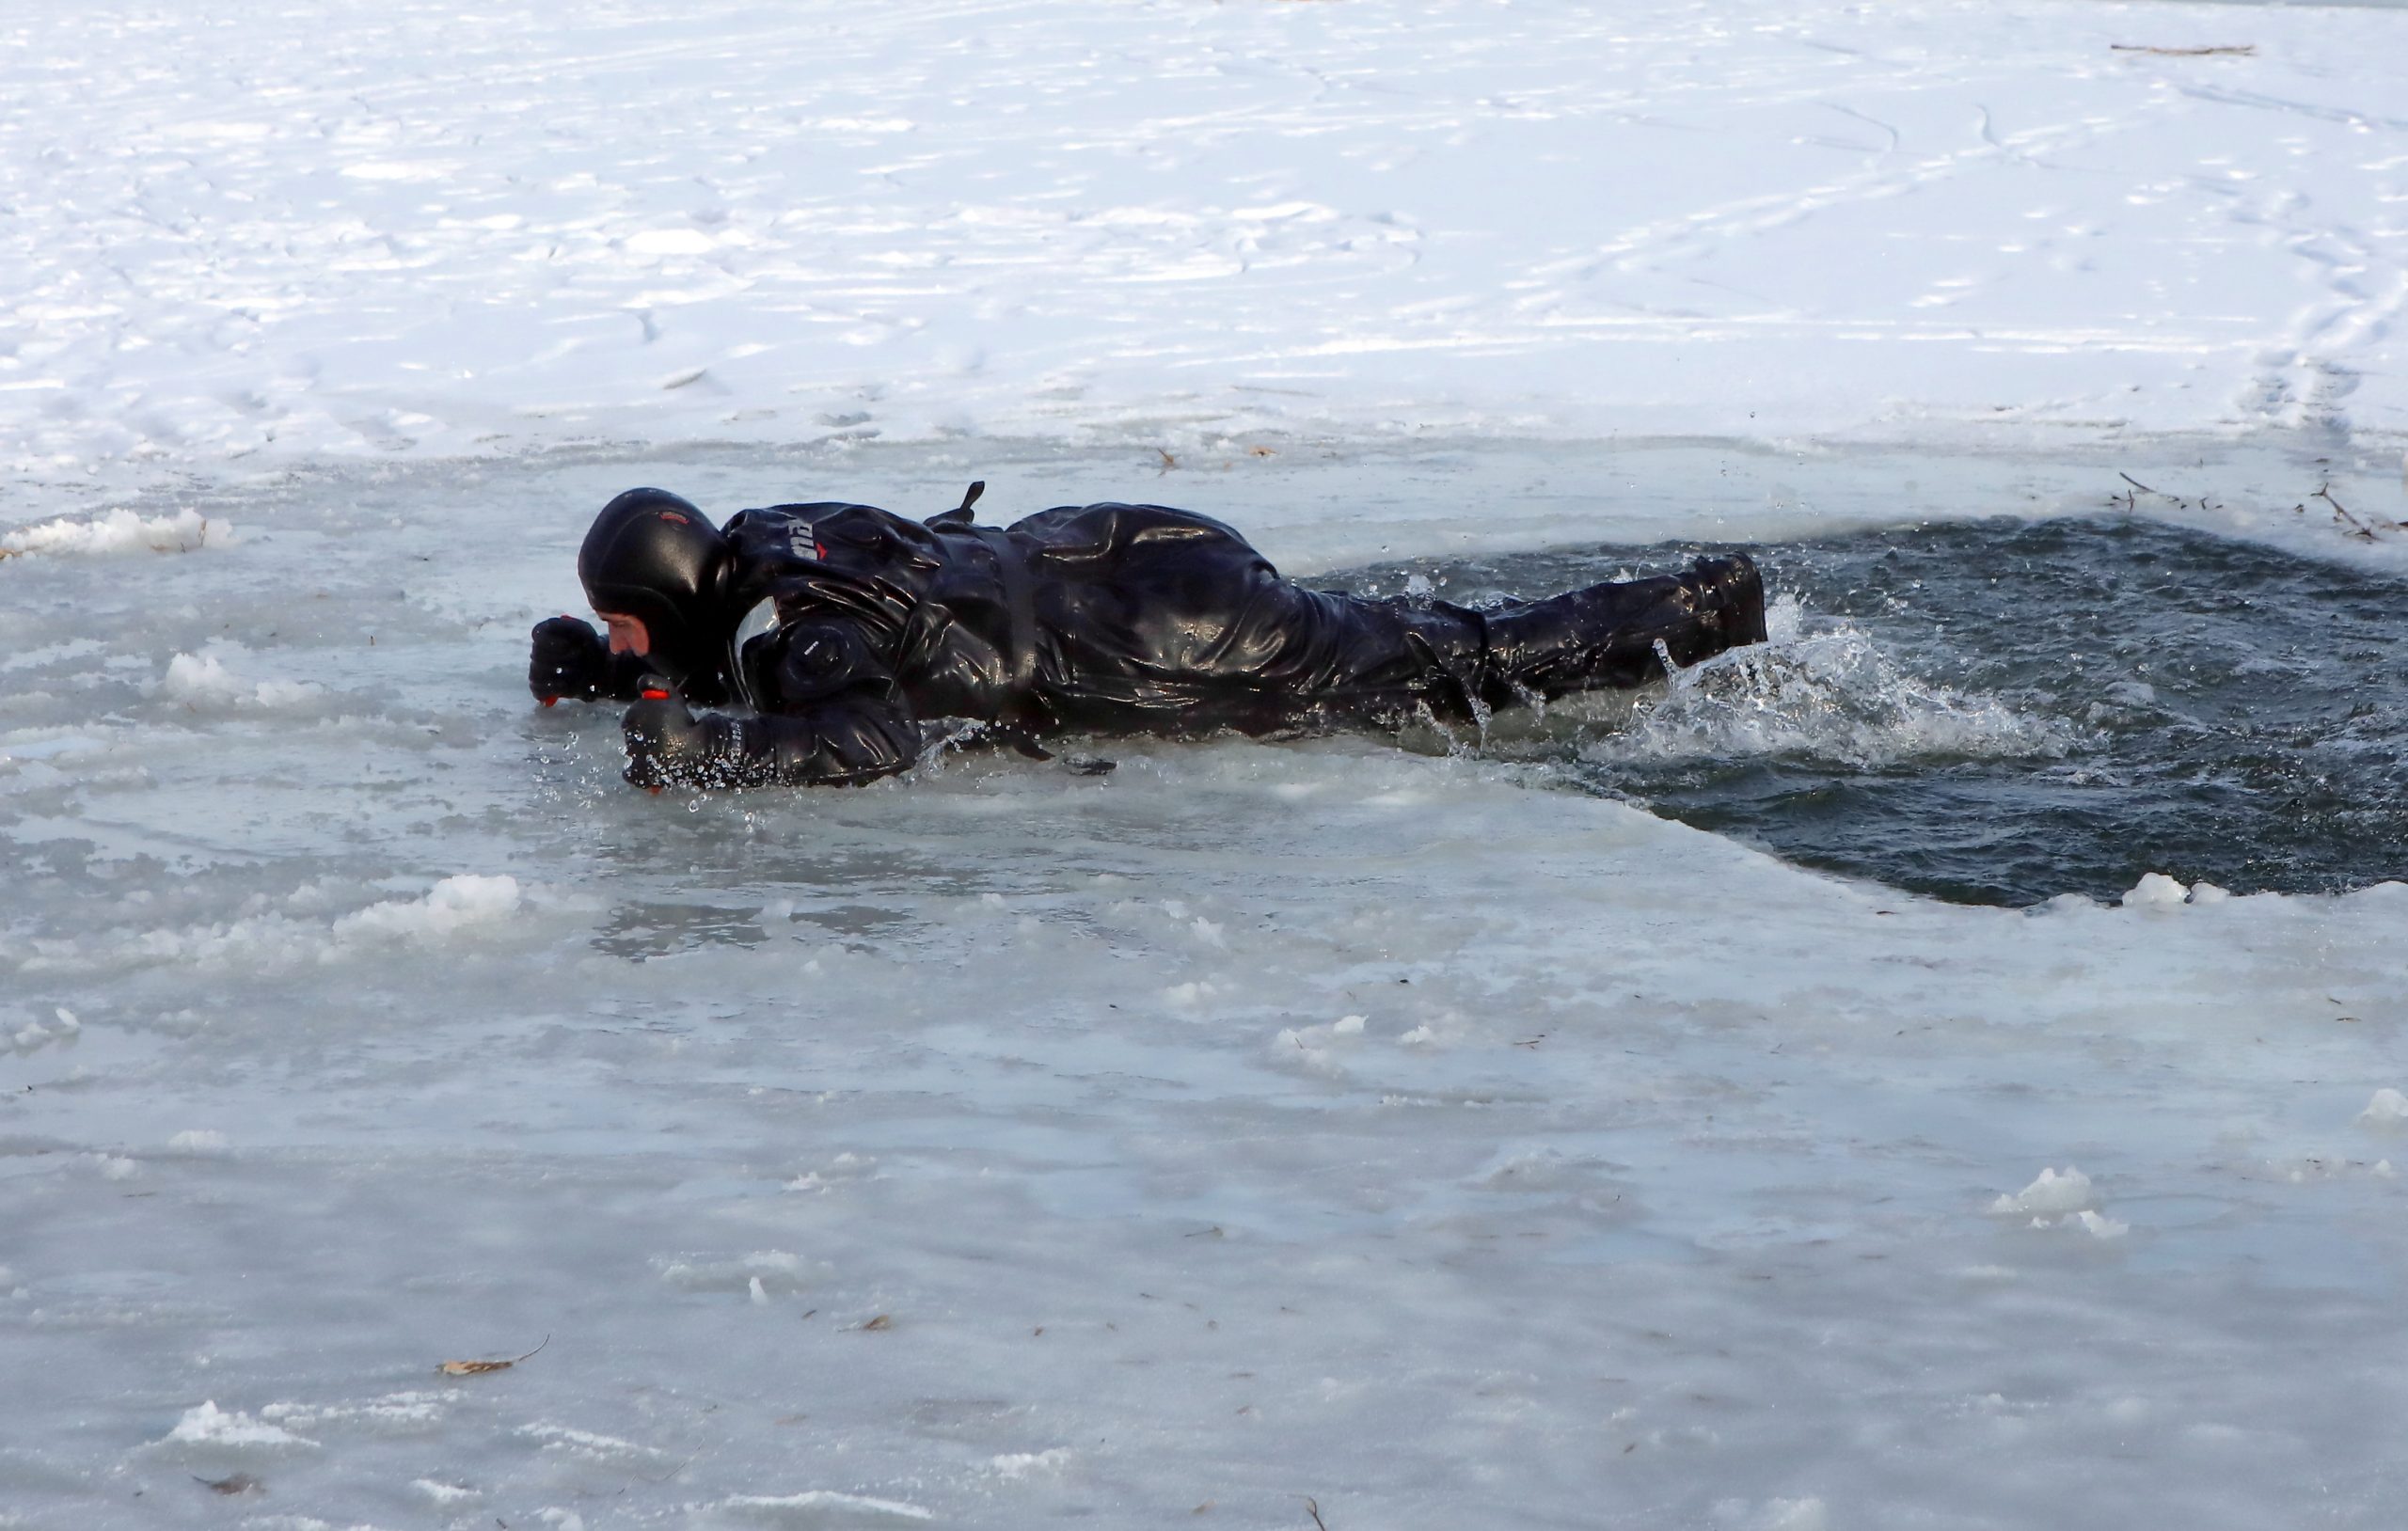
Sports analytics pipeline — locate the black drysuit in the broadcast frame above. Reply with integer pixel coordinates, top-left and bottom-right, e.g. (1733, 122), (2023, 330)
(559, 499), (1763, 789)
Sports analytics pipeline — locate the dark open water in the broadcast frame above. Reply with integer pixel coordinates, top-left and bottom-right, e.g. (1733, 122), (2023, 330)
(1336, 517), (2406, 907)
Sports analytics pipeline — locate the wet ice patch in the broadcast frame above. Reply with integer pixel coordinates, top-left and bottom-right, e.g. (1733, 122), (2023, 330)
(715, 1492), (934, 1525)
(413, 1477), (480, 1504)
(260, 1392), (447, 1433)
(2067, 1209), (2130, 1240)
(1989, 1167), (2095, 1217)
(17, 874), (542, 978)
(0, 508), (226, 560)
(518, 1423), (679, 1464)
(2123, 873), (2190, 910)
(156, 1400), (317, 1452)
(331, 874), (521, 942)
(1270, 1019), (1367, 1078)
(1989, 1167), (2130, 1239)
(156, 649), (323, 710)
(1715, 1495), (1829, 1531)
(784, 1153), (878, 1194)
(2120, 873), (2228, 910)
(1471, 1148), (1620, 1195)
(8, 1007), (79, 1054)
(86, 1154), (138, 1182)
(657, 1250), (818, 1296)
(2359, 1088), (2408, 1132)
(0, 731), (108, 767)
(988, 1448), (1070, 1480)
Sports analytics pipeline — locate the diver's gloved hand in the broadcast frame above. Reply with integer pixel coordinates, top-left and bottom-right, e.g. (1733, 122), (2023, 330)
(622, 684), (716, 789)
(529, 615), (610, 704)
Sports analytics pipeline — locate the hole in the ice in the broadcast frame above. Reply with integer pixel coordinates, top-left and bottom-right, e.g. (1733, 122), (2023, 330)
(1329, 515), (2408, 908)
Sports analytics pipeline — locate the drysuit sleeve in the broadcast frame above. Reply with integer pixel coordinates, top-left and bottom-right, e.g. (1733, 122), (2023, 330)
(622, 621), (923, 789)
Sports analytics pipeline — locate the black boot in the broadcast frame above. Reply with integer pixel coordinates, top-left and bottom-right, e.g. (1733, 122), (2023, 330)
(1694, 552), (1768, 647)
(1480, 552), (1766, 702)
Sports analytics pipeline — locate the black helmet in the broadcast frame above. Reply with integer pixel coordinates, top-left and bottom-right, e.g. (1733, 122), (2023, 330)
(578, 488), (732, 683)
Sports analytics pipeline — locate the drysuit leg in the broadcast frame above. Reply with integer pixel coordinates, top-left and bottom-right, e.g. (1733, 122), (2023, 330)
(1480, 553), (1766, 702)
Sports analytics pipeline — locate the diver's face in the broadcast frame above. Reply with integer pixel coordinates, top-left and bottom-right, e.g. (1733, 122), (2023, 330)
(597, 611), (652, 656)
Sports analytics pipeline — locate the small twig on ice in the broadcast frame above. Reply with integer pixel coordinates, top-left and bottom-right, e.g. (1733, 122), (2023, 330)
(2108, 471), (2154, 512)
(1303, 1496), (1330, 1531)
(640, 1449), (702, 1485)
(2111, 43), (2256, 57)
(2312, 482), (2379, 540)
(2111, 471), (2217, 513)
(2115, 471), (2178, 509)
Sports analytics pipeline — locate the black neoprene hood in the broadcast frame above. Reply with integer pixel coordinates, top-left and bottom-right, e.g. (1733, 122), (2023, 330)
(578, 488), (732, 681)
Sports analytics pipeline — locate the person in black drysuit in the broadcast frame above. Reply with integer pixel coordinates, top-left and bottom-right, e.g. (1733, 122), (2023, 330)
(529, 483), (1768, 789)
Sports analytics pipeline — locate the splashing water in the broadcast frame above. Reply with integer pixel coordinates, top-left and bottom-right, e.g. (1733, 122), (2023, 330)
(1592, 595), (2078, 771)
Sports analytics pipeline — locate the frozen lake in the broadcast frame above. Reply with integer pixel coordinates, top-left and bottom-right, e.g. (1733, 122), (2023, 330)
(6, 436), (2407, 1528)
(8, 0), (2408, 1523)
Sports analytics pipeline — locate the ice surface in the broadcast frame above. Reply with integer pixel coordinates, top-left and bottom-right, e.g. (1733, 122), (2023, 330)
(156, 650), (324, 712)
(158, 1401), (319, 1453)
(1990, 1166), (2099, 1216)
(4, 0), (2408, 494)
(5, 1), (2408, 1526)
(5, 443), (2404, 1524)
(716, 1492), (934, 1525)
(2071, 1208), (2132, 1240)
(1992, 1170), (2135, 1239)
(2362, 1088), (2408, 1129)
(0, 509), (226, 560)
(2124, 872), (2194, 909)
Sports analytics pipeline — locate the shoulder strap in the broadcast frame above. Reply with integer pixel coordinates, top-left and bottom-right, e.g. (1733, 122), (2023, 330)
(925, 480), (986, 529)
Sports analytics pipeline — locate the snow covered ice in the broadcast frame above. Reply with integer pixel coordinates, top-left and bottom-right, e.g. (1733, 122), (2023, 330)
(8, 0), (2408, 476)
(6, 2), (2408, 1527)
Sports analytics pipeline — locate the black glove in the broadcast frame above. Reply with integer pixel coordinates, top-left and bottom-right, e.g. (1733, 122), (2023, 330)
(622, 687), (719, 789)
(530, 615), (610, 704)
